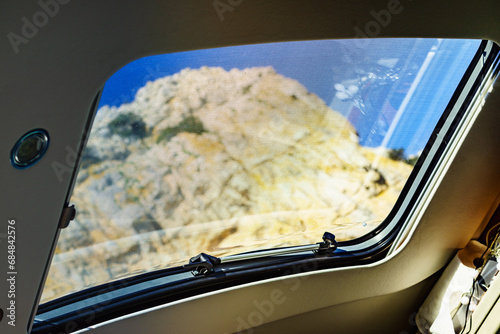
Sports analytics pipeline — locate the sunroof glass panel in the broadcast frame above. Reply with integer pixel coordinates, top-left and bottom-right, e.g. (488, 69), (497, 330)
(41, 38), (481, 302)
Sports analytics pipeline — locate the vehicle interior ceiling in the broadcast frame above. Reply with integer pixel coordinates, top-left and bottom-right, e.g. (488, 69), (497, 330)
(1, 1), (500, 333)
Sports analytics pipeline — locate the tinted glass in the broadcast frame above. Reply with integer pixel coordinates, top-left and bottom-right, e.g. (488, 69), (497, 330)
(42, 38), (480, 302)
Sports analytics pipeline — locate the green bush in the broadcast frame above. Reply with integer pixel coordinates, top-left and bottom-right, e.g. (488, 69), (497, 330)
(388, 148), (405, 162)
(156, 115), (206, 143)
(388, 148), (420, 166)
(108, 113), (148, 139)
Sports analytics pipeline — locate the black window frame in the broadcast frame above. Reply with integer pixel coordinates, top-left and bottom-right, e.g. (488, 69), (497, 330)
(32, 39), (500, 334)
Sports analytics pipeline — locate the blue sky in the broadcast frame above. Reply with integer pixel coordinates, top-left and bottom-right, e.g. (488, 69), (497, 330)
(99, 39), (480, 155)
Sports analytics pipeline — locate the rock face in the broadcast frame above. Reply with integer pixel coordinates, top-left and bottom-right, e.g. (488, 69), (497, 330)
(42, 66), (412, 301)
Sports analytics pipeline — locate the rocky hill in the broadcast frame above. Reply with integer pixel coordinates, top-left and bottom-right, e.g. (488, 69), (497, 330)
(42, 66), (412, 301)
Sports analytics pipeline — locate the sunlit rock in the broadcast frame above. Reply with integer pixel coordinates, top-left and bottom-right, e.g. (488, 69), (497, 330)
(43, 66), (412, 302)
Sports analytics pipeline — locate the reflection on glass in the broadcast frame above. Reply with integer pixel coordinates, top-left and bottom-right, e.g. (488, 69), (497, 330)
(41, 38), (480, 302)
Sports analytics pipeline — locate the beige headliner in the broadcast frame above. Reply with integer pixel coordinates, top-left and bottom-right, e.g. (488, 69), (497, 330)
(0, 1), (499, 333)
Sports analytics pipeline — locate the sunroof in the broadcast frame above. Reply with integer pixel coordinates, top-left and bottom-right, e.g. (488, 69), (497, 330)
(41, 38), (481, 302)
